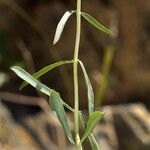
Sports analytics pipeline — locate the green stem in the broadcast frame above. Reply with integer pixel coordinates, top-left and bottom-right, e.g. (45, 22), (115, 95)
(74, 0), (82, 149)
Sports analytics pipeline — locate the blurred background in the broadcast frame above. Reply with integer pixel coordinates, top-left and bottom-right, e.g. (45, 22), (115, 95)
(0, 0), (150, 150)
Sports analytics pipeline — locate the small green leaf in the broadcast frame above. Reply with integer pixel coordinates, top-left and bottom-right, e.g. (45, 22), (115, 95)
(79, 60), (94, 115)
(20, 60), (73, 90)
(79, 112), (100, 150)
(80, 111), (104, 144)
(49, 90), (74, 144)
(11, 66), (51, 96)
(88, 134), (100, 150)
(81, 12), (112, 35)
(53, 10), (75, 45)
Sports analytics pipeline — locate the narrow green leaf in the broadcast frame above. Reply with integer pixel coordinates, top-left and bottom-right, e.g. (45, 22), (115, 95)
(81, 12), (112, 35)
(80, 111), (104, 144)
(79, 60), (94, 115)
(79, 112), (100, 150)
(88, 134), (100, 150)
(11, 66), (51, 96)
(53, 10), (75, 45)
(49, 90), (74, 144)
(20, 60), (73, 90)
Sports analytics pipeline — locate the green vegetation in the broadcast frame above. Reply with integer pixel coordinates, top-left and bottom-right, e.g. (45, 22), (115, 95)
(11, 0), (112, 149)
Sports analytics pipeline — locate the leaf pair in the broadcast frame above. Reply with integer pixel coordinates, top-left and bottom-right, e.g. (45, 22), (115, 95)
(53, 10), (112, 45)
(19, 59), (94, 116)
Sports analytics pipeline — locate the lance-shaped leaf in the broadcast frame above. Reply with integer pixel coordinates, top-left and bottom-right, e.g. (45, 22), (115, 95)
(81, 12), (112, 35)
(88, 134), (100, 150)
(11, 66), (74, 143)
(11, 66), (51, 96)
(49, 90), (74, 144)
(53, 10), (75, 45)
(79, 60), (94, 115)
(20, 60), (73, 90)
(80, 111), (104, 144)
(79, 112), (100, 150)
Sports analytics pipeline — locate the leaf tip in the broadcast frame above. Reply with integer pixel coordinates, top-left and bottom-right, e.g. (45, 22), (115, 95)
(104, 28), (113, 36)
(53, 38), (57, 45)
(10, 66), (17, 72)
(10, 66), (14, 71)
(10, 68), (13, 72)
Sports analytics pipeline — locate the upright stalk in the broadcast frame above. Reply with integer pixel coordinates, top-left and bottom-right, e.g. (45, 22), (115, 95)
(74, 0), (82, 149)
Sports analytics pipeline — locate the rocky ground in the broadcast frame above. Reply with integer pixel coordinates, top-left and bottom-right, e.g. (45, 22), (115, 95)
(0, 101), (149, 150)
